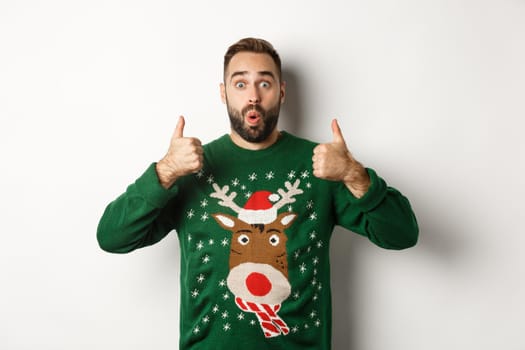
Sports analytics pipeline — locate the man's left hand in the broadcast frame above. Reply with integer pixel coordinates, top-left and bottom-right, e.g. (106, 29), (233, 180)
(312, 119), (371, 198)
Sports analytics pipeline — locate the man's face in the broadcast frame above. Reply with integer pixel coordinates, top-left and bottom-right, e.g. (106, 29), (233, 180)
(221, 52), (285, 143)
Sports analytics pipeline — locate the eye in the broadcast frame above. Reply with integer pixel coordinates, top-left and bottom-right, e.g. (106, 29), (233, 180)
(235, 81), (246, 88)
(238, 234), (250, 245)
(269, 234), (280, 246)
(260, 81), (270, 88)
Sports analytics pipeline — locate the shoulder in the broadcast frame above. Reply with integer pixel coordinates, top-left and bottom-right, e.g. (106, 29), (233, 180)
(203, 134), (230, 150)
(279, 131), (318, 154)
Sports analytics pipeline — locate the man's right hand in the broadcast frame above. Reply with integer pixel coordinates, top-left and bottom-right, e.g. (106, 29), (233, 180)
(156, 116), (203, 189)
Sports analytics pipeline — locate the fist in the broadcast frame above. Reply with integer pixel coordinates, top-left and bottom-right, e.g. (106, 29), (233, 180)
(156, 116), (203, 188)
(312, 119), (370, 198)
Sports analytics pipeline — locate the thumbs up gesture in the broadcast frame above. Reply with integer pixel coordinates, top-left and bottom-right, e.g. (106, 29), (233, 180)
(312, 119), (370, 198)
(156, 116), (204, 189)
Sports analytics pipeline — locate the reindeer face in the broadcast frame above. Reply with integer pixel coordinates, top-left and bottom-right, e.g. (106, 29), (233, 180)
(212, 212), (296, 305)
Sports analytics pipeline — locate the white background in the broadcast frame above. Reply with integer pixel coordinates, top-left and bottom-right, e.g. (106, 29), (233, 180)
(1, 0), (524, 349)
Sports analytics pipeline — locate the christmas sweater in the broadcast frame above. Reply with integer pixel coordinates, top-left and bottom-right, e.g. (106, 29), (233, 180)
(97, 131), (418, 349)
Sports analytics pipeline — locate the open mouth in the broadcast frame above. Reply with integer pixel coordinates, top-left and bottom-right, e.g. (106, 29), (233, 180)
(245, 109), (262, 125)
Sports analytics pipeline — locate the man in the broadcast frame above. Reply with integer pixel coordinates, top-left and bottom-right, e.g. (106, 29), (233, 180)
(97, 37), (418, 349)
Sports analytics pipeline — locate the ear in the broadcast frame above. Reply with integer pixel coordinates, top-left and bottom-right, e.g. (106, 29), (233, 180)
(277, 212), (296, 229)
(280, 80), (286, 104)
(212, 213), (239, 230)
(220, 83), (226, 104)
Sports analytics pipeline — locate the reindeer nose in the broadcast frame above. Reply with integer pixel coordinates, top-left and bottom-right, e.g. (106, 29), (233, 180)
(245, 272), (272, 297)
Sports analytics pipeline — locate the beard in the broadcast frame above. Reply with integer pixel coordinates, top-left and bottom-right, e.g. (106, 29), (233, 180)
(227, 100), (281, 143)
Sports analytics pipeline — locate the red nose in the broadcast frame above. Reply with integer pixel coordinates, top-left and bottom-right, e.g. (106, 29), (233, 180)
(245, 272), (272, 296)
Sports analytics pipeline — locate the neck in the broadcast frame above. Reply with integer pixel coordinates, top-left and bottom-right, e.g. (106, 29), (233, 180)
(230, 129), (281, 150)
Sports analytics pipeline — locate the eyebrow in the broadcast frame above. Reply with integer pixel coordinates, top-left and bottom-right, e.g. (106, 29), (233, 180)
(229, 70), (276, 82)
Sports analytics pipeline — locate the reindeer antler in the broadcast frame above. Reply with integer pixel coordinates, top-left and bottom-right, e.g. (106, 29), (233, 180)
(210, 183), (242, 213)
(273, 179), (303, 210)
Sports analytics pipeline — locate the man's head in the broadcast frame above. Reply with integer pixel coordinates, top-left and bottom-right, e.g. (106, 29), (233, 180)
(221, 38), (285, 148)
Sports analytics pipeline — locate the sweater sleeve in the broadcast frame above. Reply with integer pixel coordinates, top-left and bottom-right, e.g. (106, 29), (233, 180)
(333, 168), (419, 250)
(96, 163), (180, 253)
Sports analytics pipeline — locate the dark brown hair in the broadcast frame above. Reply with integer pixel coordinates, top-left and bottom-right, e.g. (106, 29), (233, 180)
(223, 37), (282, 81)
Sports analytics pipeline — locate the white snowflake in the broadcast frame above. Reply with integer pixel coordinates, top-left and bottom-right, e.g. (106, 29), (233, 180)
(313, 293), (319, 301)
(248, 172), (257, 181)
(223, 323), (231, 332)
(291, 326), (299, 333)
(237, 313), (245, 320)
(306, 182), (312, 189)
(202, 255), (211, 264)
(188, 234), (192, 242)
(304, 324), (310, 330)
(299, 263), (307, 273)
(200, 212), (209, 221)
(265, 171), (275, 180)
(293, 250), (301, 259)
(187, 209), (195, 219)
(287, 205), (293, 212)
(208, 239), (215, 246)
(200, 199), (208, 208)
(309, 310), (317, 319)
(244, 191), (252, 199)
(221, 311), (229, 319)
(241, 185), (246, 191)
(221, 238), (229, 247)
(249, 320), (257, 326)
(202, 315), (210, 324)
(231, 178), (240, 187)
(314, 268), (318, 276)
(306, 200), (314, 209)
(316, 241), (323, 248)
(313, 257), (319, 265)
(309, 231), (317, 240)
(315, 319), (321, 327)
(287, 170), (296, 179)
(311, 278), (318, 286)
(193, 326), (200, 334)
(191, 289), (200, 298)
(218, 279), (227, 287)
(293, 291), (300, 300)
(317, 283), (323, 291)
(222, 292), (230, 300)
(212, 305), (220, 313)
(309, 212), (318, 220)
(196, 170), (205, 179)
(206, 175), (215, 184)
(196, 274), (205, 283)
(196, 241), (204, 250)
(301, 170), (310, 179)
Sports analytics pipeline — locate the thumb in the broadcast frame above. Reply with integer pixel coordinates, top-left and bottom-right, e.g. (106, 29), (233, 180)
(174, 115), (185, 138)
(331, 118), (346, 145)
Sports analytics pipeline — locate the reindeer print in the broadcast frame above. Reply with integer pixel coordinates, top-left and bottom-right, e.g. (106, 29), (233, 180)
(210, 180), (303, 338)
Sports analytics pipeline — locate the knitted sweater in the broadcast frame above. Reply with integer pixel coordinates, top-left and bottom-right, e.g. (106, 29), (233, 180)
(97, 131), (418, 349)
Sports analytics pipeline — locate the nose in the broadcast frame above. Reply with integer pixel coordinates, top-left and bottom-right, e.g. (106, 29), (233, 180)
(245, 272), (272, 297)
(248, 85), (260, 104)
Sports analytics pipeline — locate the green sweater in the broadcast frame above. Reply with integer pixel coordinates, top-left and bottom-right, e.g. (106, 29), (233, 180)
(97, 131), (418, 349)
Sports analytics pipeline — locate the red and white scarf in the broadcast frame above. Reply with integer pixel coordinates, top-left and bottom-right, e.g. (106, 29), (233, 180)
(235, 297), (290, 338)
